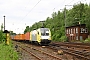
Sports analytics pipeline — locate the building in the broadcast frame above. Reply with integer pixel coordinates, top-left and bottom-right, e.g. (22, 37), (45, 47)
(66, 24), (88, 42)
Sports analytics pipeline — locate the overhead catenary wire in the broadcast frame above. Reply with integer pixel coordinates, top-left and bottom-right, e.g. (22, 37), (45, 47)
(51, 0), (74, 13)
(14, 0), (86, 34)
(53, 0), (66, 12)
(67, 0), (75, 5)
(14, 0), (41, 34)
(21, 0), (41, 21)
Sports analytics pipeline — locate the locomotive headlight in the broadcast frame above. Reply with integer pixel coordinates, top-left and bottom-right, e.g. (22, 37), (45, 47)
(46, 31), (49, 33)
(40, 36), (50, 39)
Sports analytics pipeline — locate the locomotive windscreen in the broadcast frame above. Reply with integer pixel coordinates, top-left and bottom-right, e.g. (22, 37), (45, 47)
(40, 28), (49, 36)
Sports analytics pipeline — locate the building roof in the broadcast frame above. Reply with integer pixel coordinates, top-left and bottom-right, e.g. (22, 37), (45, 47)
(3, 30), (10, 33)
(66, 24), (86, 28)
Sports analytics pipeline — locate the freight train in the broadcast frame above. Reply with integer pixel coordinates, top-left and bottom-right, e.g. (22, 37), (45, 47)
(11, 28), (52, 45)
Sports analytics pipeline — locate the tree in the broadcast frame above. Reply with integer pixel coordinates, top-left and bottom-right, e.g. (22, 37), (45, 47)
(0, 24), (5, 42)
(24, 26), (30, 33)
(1, 23), (3, 31)
(9, 31), (16, 35)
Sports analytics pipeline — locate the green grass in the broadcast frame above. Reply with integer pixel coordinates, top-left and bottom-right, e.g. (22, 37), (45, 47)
(0, 42), (18, 60)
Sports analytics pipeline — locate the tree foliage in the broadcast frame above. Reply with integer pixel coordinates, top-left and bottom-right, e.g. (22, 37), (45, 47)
(9, 31), (16, 35)
(24, 26), (30, 34)
(0, 24), (5, 42)
(24, 3), (90, 42)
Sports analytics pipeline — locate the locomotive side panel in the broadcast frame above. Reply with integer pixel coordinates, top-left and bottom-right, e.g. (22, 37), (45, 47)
(37, 29), (41, 43)
(30, 30), (37, 41)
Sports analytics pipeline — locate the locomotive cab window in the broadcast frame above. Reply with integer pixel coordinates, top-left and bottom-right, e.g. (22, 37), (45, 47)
(41, 33), (45, 36)
(40, 28), (49, 36)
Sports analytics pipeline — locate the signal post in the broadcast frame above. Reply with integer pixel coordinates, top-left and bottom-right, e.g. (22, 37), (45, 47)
(3, 30), (10, 45)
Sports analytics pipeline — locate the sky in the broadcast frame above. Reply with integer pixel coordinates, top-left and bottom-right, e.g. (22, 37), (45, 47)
(0, 0), (90, 34)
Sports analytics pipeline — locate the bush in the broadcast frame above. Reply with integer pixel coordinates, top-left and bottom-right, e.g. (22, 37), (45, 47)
(59, 36), (67, 42)
(84, 38), (90, 43)
(0, 42), (18, 60)
(0, 31), (6, 43)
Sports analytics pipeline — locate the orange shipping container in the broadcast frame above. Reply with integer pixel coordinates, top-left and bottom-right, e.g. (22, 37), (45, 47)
(19, 34), (25, 40)
(25, 32), (30, 41)
(14, 35), (19, 40)
(16, 34), (19, 40)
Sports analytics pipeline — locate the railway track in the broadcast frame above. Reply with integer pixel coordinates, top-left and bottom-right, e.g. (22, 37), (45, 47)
(49, 42), (90, 60)
(13, 41), (62, 60)
(13, 41), (90, 60)
(60, 46), (90, 60)
(24, 45), (61, 60)
(51, 42), (90, 49)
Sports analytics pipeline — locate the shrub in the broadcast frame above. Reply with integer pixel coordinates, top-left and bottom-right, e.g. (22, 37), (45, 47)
(0, 42), (18, 60)
(84, 38), (90, 43)
(0, 31), (6, 43)
(59, 36), (67, 42)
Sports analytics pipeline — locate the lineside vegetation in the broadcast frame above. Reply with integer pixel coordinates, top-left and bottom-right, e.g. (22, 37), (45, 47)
(0, 42), (18, 60)
(0, 24), (18, 60)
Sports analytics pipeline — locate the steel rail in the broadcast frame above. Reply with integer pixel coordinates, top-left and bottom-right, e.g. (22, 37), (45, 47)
(25, 45), (62, 60)
(19, 46), (43, 60)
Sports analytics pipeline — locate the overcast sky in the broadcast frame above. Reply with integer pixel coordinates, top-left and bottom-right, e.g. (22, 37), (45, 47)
(0, 0), (90, 34)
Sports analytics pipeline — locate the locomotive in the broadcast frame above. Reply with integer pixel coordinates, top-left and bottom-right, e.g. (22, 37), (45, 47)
(11, 27), (51, 45)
